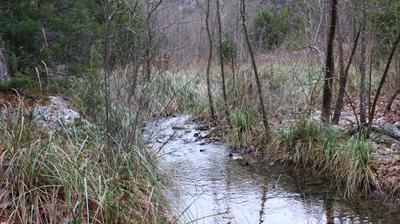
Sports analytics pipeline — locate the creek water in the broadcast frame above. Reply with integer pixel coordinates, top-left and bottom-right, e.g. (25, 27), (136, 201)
(145, 115), (400, 224)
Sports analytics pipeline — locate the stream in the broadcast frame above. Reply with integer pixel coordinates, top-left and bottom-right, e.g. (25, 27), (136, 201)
(145, 115), (400, 224)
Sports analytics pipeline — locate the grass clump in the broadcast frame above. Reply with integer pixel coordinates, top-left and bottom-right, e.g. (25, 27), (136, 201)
(273, 118), (378, 198)
(148, 69), (207, 115)
(0, 105), (169, 223)
(228, 105), (257, 147)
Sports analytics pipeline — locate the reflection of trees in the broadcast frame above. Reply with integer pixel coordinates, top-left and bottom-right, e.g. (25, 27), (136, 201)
(259, 185), (268, 224)
(324, 196), (335, 224)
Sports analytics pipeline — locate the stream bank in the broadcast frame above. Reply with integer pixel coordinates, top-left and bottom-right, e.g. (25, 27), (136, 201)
(145, 115), (400, 224)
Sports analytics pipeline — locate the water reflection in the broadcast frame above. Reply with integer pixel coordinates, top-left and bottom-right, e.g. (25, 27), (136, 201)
(146, 116), (400, 224)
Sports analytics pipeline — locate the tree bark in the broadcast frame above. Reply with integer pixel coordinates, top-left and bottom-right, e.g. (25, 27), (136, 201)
(240, 0), (270, 135)
(332, 30), (360, 124)
(216, 0), (230, 121)
(369, 33), (400, 125)
(205, 0), (216, 120)
(359, 0), (367, 125)
(321, 0), (338, 123)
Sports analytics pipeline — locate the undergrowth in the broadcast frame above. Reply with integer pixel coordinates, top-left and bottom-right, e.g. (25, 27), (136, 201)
(0, 99), (169, 223)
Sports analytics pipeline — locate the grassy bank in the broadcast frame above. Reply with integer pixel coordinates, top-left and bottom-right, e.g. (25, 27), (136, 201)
(0, 95), (169, 223)
(271, 118), (378, 198)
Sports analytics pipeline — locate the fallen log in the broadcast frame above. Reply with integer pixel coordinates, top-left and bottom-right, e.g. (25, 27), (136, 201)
(347, 124), (400, 141)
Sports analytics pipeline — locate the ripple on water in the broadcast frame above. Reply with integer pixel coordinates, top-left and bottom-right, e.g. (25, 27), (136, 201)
(146, 116), (400, 224)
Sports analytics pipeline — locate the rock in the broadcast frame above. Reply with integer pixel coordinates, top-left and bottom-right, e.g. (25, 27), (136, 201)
(200, 148), (206, 152)
(230, 153), (243, 160)
(196, 125), (208, 131)
(172, 125), (186, 130)
(33, 96), (88, 133)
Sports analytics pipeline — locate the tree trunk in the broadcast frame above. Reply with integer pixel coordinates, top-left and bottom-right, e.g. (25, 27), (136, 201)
(103, 20), (112, 137)
(0, 47), (10, 82)
(332, 30), (360, 124)
(359, 0), (367, 125)
(321, 0), (338, 123)
(369, 33), (400, 125)
(385, 88), (399, 112)
(205, 0), (216, 120)
(216, 0), (230, 121)
(240, 0), (270, 135)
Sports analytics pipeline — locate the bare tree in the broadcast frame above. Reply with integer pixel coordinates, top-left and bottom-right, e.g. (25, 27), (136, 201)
(240, 0), (270, 135)
(216, 0), (230, 121)
(205, 0), (216, 120)
(101, 3), (117, 137)
(144, 0), (163, 83)
(321, 0), (338, 123)
(359, 0), (367, 125)
(369, 33), (400, 125)
(332, 30), (360, 124)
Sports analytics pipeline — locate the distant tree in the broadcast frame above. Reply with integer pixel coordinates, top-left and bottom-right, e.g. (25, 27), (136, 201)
(253, 7), (291, 50)
(221, 35), (237, 92)
(0, 1), (41, 75)
(371, 0), (400, 54)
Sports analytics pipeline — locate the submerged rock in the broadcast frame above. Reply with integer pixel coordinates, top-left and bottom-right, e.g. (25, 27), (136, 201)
(172, 125), (186, 130)
(231, 154), (243, 160)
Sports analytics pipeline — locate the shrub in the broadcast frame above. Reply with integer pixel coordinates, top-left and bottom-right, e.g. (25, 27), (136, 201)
(253, 7), (291, 50)
(221, 35), (236, 61)
(0, 76), (35, 92)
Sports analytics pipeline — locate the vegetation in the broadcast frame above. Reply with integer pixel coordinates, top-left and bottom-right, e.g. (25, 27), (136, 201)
(253, 7), (292, 50)
(0, 0), (399, 222)
(0, 100), (168, 223)
(273, 119), (376, 197)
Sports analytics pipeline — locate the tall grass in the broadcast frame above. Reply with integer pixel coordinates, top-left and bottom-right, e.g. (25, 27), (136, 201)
(0, 100), (169, 223)
(228, 105), (258, 147)
(147, 69), (207, 115)
(272, 118), (378, 197)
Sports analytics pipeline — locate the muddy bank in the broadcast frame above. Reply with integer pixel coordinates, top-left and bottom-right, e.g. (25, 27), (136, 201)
(146, 115), (400, 223)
